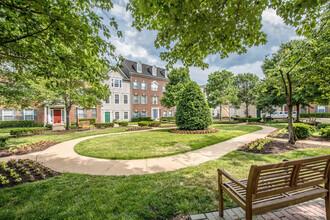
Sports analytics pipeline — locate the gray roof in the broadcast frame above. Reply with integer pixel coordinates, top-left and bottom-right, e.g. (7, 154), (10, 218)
(120, 59), (167, 80)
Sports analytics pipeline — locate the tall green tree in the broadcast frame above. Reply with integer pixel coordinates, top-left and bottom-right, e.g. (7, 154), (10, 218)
(205, 70), (239, 121)
(262, 15), (329, 144)
(234, 73), (259, 117)
(128, 0), (326, 68)
(161, 67), (191, 108)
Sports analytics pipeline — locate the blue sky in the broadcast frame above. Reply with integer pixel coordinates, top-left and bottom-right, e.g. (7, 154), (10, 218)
(107, 0), (300, 85)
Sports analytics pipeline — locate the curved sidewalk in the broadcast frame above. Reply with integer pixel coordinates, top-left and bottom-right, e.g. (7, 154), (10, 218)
(0, 126), (276, 176)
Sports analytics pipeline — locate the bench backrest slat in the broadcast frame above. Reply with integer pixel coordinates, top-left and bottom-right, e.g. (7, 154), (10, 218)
(249, 155), (330, 200)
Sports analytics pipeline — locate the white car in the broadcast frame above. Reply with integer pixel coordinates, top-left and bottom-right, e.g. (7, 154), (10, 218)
(268, 111), (297, 119)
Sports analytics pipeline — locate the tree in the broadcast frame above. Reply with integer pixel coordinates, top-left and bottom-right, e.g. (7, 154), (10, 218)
(262, 15), (329, 144)
(234, 73), (259, 117)
(175, 81), (212, 130)
(0, 0), (121, 79)
(161, 67), (191, 108)
(128, 0), (326, 68)
(205, 70), (239, 121)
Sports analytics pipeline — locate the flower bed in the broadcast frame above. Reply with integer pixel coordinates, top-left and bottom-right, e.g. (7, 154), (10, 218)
(0, 141), (57, 157)
(268, 129), (287, 138)
(125, 127), (152, 132)
(170, 128), (219, 134)
(241, 138), (275, 152)
(0, 159), (59, 189)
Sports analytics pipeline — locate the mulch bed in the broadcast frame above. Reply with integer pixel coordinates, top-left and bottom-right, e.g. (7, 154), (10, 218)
(240, 139), (329, 154)
(0, 141), (57, 157)
(0, 159), (60, 189)
(170, 128), (219, 134)
(125, 127), (152, 132)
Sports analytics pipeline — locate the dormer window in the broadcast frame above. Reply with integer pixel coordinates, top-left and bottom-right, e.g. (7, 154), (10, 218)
(152, 65), (157, 76)
(164, 70), (167, 78)
(137, 61), (142, 73)
(151, 81), (159, 91)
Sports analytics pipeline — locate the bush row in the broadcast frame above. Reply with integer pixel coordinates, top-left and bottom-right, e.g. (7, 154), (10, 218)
(316, 122), (330, 129)
(161, 117), (175, 122)
(300, 113), (330, 118)
(0, 135), (10, 149)
(286, 123), (315, 139)
(131, 117), (152, 122)
(94, 123), (114, 128)
(138, 121), (161, 127)
(0, 120), (36, 128)
(321, 127), (330, 138)
(232, 117), (262, 122)
(118, 121), (128, 127)
(10, 127), (47, 137)
(79, 118), (96, 124)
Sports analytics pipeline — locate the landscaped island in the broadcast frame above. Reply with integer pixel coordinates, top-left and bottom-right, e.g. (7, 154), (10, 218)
(74, 124), (261, 159)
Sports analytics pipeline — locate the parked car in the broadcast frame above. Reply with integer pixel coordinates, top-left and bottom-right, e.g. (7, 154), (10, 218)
(267, 111), (297, 119)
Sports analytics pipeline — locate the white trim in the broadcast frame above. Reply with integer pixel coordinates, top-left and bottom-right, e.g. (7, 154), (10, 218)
(151, 108), (160, 119)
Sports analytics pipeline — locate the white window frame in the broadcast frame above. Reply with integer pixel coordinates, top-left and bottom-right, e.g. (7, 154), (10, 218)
(141, 95), (147, 104)
(105, 96), (110, 104)
(115, 94), (120, 104)
(152, 65), (157, 76)
(137, 62), (142, 73)
(77, 109), (85, 119)
(162, 85), (166, 92)
(141, 111), (147, 117)
(152, 96), (158, 104)
(168, 111), (173, 117)
(124, 111), (129, 120)
(115, 111), (120, 120)
(133, 112), (139, 118)
(92, 108), (97, 118)
(123, 94), (129, 104)
(163, 111), (167, 117)
(318, 106), (325, 113)
(3, 110), (14, 121)
(111, 78), (122, 88)
(24, 109), (34, 120)
(141, 82), (146, 90)
(133, 81), (139, 89)
(133, 95), (139, 104)
(151, 81), (158, 91)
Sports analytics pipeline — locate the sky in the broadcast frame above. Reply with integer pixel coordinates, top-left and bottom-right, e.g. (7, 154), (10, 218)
(105, 0), (300, 85)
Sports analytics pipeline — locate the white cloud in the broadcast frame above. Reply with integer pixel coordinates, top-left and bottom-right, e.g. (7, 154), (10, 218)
(270, 46), (279, 53)
(110, 3), (131, 24)
(228, 61), (264, 77)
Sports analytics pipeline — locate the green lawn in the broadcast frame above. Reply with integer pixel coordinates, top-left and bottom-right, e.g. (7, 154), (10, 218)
(1, 148), (329, 219)
(5, 127), (126, 147)
(264, 122), (288, 129)
(74, 124), (261, 159)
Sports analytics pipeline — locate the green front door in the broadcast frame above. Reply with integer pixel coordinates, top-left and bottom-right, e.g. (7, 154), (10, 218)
(257, 109), (261, 118)
(105, 112), (110, 123)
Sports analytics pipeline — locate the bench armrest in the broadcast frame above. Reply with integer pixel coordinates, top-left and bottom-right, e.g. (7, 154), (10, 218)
(218, 169), (247, 189)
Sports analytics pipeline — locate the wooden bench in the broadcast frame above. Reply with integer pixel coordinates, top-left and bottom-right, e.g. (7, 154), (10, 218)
(218, 155), (330, 220)
(78, 121), (94, 131)
(301, 116), (317, 125)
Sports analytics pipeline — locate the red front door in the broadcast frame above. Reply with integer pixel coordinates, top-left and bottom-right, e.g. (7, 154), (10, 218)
(53, 110), (62, 123)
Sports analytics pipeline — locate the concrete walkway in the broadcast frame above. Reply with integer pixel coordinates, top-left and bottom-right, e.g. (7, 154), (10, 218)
(0, 126), (276, 176)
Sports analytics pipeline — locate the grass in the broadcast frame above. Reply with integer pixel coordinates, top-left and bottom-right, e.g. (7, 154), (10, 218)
(5, 127), (126, 147)
(75, 124), (261, 159)
(264, 122), (288, 129)
(1, 148), (329, 219)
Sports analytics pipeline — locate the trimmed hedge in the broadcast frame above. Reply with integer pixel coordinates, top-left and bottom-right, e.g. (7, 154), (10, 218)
(286, 123), (315, 139)
(148, 121), (161, 127)
(131, 117), (152, 122)
(232, 117), (262, 123)
(94, 123), (114, 128)
(247, 118), (262, 122)
(300, 113), (330, 118)
(10, 127), (47, 137)
(0, 135), (10, 149)
(161, 117), (175, 122)
(0, 120), (35, 128)
(320, 127), (330, 138)
(317, 122), (330, 129)
(79, 118), (96, 124)
(118, 121), (128, 127)
(138, 121), (149, 127)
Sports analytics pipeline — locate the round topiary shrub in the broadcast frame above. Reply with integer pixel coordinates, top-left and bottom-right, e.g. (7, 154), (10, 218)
(175, 81), (212, 130)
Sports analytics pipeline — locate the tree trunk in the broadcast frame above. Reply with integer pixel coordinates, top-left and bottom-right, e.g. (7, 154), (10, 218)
(287, 102), (297, 144)
(228, 106), (231, 121)
(65, 105), (71, 130)
(295, 103), (300, 122)
(245, 103), (249, 118)
(219, 104), (222, 121)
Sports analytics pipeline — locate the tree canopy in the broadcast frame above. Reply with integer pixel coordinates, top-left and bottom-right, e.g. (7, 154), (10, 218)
(128, 0), (327, 68)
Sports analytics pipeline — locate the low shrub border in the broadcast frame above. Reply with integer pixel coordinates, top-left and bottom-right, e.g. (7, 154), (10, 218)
(138, 121), (149, 127)
(94, 123), (114, 128)
(0, 135), (10, 149)
(161, 117), (175, 122)
(170, 128), (219, 134)
(131, 117), (152, 122)
(118, 121), (128, 127)
(125, 127), (152, 132)
(138, 121), (161, 127)
(317, 122), (330, 129)
(321, 127), (330, 138)
(79, 118), (96, 124)
(0, 141), (57, 157)
(10, 127), (47, 137)
(300, 113), (330, 118)
(0, 159), (59, 189)
(0, 120), (36, 128)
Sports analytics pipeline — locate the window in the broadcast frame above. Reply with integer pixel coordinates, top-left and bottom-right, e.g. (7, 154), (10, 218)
(124, 112), (129, 119)
(152, 65), (157, 76)
(163, 111), (167, 117)
(141, 82), (146, 90)
(168, 111), (173, 116)
(115, 112), (120, 120)
(77, 109), (86, 119)
(162, 85), (166, 92)
(24, 110), (34, 120)
(111, 78), (122, 88)
(141, 95), (147, 104)
(133, 81), (139, 89)
(105, 97), (110, 104)
(217, 110), (220, 116)
(3, 110), (14, 121)
(92, 108), (97, 118)
(152, 96), (158, 104)
(115, 94), (120, 104)
(318, 106), (325, 113)
(124, 94), (128, 104)
(212, 110), (215, 116)
(234, 108), (238, 116)
(133, 95), (139, 104)
(137, 61), (142, 73)
(151, 81), (158, 91)
(133, 112), (139, 118)
(141, 111), (147, 117)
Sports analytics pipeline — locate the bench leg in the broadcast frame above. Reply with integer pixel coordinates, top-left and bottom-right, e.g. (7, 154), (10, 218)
(326, 193), (330, 220)
(218, 173), (224, 217)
